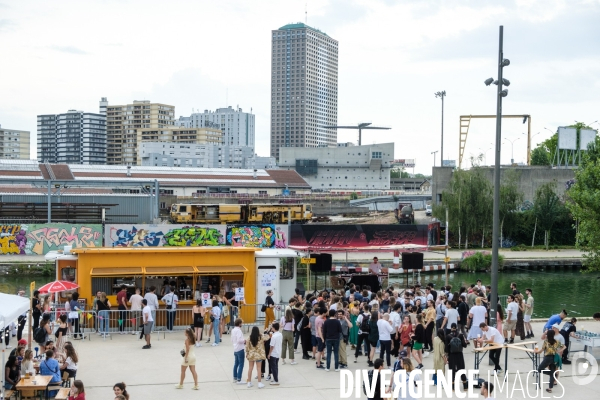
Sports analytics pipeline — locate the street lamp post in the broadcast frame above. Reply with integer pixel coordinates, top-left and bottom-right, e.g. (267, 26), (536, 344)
(431, 150), (438, 167)
(435, 91), (446, 166)
(503, 137), (520, 164)
(484, 25), (510, 328)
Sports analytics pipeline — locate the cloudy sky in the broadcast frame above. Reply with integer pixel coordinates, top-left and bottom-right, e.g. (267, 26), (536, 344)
(1, 0), (599, 173)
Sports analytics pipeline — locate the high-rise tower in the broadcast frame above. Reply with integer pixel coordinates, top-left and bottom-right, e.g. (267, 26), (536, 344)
(270, 23), (338, 160)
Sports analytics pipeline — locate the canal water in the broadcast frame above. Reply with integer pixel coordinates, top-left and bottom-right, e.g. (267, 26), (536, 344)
(1, 270), (599, 318)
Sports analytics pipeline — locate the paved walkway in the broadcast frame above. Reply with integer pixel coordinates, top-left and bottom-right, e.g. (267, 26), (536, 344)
(68, 320), (599, 399)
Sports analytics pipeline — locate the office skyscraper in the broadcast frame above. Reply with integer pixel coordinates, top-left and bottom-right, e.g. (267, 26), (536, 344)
(270, 23), (338, 160)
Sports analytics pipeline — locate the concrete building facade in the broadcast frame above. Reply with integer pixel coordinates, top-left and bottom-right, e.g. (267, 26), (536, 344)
(141, 142), (275, 169)
(0, 125), (30, 160)
(37, 110), (106, 164)
(105, 99), (175, 165)
(270, 23), (338, 160)
(177, 106), (255, 148)
(278, 143), (394, 190)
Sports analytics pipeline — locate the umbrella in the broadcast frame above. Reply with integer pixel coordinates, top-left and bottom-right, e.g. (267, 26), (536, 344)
(38, 280), (79, 294)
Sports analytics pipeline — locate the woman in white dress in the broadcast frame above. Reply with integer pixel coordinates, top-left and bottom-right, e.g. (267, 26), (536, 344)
(467, 298), (488, 345)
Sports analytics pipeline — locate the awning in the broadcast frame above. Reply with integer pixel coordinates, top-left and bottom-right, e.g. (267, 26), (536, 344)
(90, 267), (143, 276)
(195, 265), (247, 274)
(145, 266), (196, 275)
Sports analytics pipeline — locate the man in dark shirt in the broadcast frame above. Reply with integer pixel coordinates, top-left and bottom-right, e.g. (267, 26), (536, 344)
(560, 317), (577, 364)
(224, 283), (241, 334)
(322, 309), (342, 371)
(367, 358), (385, 400)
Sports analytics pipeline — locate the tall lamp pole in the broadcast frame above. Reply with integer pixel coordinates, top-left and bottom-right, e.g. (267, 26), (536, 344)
(503, 137), (520, 164)
(484, 25), (510, 328)
(435, 91), (446, 166)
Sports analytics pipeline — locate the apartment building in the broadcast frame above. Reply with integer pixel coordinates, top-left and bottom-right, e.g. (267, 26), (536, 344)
(104, 99), (175, 165)
(37, 111), (106, 164)
(177, 106), (255, 149)
(270, 23), (339, 160)
(0, 125), (30, 160)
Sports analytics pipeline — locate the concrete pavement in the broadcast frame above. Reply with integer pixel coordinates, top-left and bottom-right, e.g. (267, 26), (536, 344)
(68, 320), (600, 400)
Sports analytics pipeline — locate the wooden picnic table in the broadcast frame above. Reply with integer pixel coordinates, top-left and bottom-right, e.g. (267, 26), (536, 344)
(473, 340), (540, 384)
(15, 375), (52, 400)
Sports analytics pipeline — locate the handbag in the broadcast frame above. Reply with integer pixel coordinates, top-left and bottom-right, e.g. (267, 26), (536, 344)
(210, 315), (215, 322)
(261, 303), (267, 312)
(180, 349), (186, 357)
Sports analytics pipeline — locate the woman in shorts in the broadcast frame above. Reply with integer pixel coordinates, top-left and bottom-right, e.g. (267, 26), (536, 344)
(411, 314), (425, 369)
(192, 300), (205, 347)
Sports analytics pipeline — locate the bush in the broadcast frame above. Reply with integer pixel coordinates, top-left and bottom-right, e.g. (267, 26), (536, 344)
(460, 251), (504, 272)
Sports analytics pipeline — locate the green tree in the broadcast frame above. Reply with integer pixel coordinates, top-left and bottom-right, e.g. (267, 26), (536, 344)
(499, 169), (524, 246)
(567, 136), (600, 271)
(433, 166), (492, 249)
(533, 182), (566, 250)
(530, 146), (550, 166)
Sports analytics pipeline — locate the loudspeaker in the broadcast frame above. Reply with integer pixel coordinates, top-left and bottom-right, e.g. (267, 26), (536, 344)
(310, 253), (332, 273)
(402, 252), (424, 270)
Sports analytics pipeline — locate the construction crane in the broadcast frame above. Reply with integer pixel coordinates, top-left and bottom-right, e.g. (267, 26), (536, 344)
(322, 122), (391, 146)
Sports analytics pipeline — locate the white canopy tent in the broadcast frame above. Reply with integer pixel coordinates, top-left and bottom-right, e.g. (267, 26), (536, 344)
(0, 292), (30, 398)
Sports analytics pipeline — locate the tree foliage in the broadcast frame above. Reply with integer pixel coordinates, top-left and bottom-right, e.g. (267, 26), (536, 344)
(567, 136), (600, 271)
(530, 146), (550, 166)
(533, 182), (567, 250)
(499, 169), (524, 243)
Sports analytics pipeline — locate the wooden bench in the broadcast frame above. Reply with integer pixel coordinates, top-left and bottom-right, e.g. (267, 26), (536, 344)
(3, 390), (15, 399)
(54, 388), (70, 400)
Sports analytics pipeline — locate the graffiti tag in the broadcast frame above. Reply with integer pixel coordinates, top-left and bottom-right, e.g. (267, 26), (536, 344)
(0, 225), (27, 254)
(164, 226), (225, 247)
(28, 226), (101, 254)
(111, 226), (164, 247)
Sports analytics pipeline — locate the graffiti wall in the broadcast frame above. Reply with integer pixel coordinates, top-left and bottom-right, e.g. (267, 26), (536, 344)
(289, 224), (438, 249)
(0, 224), (102, 255)
(105, 224), (288, 248)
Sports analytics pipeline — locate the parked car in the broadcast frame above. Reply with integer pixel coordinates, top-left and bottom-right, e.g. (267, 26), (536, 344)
(425, 204), (432, 216)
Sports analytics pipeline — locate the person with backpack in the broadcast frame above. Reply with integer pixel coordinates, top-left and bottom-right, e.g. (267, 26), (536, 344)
(162, 286), (178, 331)
(34, 314), (52, 352)
(367, 311), (380, 368)
(354, 305), (372, 364)
(363, 358), (384, 400)
(445, 323), (467, 390)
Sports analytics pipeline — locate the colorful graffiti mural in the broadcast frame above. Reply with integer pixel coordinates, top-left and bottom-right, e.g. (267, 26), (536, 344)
(226, 225), (276, 248)
(0, 224), (102, 255)
(105, 224), (288, 248)
(164, 226), (225, 247)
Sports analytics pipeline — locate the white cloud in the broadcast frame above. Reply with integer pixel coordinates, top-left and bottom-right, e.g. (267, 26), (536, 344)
(0, 0), (598, 172)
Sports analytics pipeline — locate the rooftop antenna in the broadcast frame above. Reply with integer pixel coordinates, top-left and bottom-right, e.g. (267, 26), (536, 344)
(305, 3), (307, 24)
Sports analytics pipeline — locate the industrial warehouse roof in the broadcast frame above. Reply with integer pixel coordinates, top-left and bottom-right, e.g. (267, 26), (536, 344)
(0, 160), (310, 189)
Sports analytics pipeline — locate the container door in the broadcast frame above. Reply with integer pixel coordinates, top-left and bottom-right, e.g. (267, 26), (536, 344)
(256, 263), (279, 317)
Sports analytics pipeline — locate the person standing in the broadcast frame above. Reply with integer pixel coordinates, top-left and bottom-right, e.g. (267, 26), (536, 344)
(300, 308), (313, 360)
(322, 309), (342, 371)
(314, 307), (326, 369)
(377, 313), (393, 368)
(192, 300), (205, 347)
(162, 287), (178, 331)
(263, 290), (276, 329)
(117, 286), (129, 335)
(423, 300), (436, 353)
(224, 284), (240, 335)
(369, 257), (382, 275)
(144, 286), (159, 331)
(210, 299), (221, 346)
(354, 306), (372, 364)
(445, 323), (468, 390)
(175, 328), (199, 390)
(337, 309), (351, 368)
(141, 299), (153, 349)
(279, 309), (296, 365)
(129, 288), (143, 335)
(245, 326), (266, 388)
(524, 288), (535, 338)
(69, 293), (83, 339)
(96, 293), (111, 336)
(515, 294), (526, 340)
(534, 329), (563, 394)
(441, 301), (459, 335)
(32, 290), (42, 330)
(16, 289), (27, 341)
(456, 296), (469, 339)
(467, 298), (488, 346)
(268, 322), (282, 386)
(231, 318), (246, 384)
(411, 314), (425, 369)
(433, 329), (446, 386)
(478, 322), (504, 372)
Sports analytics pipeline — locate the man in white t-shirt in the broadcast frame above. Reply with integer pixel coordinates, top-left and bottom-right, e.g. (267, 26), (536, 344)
(161, 287), (178, 331)
(142, 299), (153, 349)
(369, 257), (382, 275)
(479, 323), (504, 372)
(441, 300), (459, 334)
(504, 295), (519, 344)
(129, 288), (144, 335)
(268, 322), (283, 385)
(144, 286), (159, 331)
